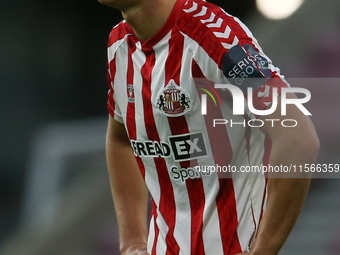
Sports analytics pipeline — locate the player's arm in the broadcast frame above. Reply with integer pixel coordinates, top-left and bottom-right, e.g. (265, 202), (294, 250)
(241, 93), (319, 255)
(106, 116), (149, 255)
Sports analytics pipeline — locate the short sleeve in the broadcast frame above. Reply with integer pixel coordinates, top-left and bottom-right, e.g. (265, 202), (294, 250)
(107, 88), (124, 124)
(107, 59), (124, 124)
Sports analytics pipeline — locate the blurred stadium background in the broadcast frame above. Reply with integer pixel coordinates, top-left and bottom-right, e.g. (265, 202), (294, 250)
(0, 0), (339, 254)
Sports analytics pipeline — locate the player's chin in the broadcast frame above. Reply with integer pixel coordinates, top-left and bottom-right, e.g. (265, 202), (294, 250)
(98, 0), (138, 10)
(97, 0), (117, 8)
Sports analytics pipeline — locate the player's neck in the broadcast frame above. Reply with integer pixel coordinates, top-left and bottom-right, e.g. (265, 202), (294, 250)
(121, 0), (177, 42)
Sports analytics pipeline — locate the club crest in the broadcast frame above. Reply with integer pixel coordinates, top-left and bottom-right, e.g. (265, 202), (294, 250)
(156, 79), (191, 117)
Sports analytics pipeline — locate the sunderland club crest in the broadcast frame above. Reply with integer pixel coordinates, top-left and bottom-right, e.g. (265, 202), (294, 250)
(157, 79), (191, 117)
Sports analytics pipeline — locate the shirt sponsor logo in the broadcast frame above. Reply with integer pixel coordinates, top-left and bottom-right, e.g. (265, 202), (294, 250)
(156, 79), (191, 117)
(171, 165), (212, 183)
(130, 132), (207, 162)
(168, 133), (207, 161)
(130, 140), (172, 158)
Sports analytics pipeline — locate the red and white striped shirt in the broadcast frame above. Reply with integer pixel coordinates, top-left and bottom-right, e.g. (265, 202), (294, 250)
(106, 0), (288, 254)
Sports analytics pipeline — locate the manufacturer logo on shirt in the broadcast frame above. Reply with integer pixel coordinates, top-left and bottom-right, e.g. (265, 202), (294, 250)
(127, 84), (135, 103)
(130, 132), (207, 162)
(156, 79), (191, 117)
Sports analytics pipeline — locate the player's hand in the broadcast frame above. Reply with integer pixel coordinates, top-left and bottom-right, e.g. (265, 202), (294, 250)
(122, 243), (149, 255)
